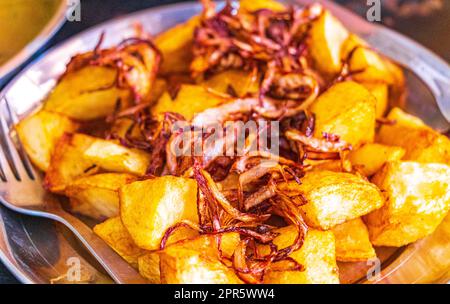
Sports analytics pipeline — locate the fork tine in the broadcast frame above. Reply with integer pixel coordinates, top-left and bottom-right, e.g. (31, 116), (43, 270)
(3, 99), (36, 179)
(0, 110), (29, 181)
(0, 116), (17, 182)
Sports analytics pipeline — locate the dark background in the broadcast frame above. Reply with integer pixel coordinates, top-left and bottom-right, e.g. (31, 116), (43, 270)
(0, 0), (449, 283)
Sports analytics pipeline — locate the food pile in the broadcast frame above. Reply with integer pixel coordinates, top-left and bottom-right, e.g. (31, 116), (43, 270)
(15, 0), (450, 284)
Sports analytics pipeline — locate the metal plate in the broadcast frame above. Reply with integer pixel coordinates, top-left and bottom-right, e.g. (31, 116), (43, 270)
(0, 0), (67, 86)
(0, 1), (449, 284)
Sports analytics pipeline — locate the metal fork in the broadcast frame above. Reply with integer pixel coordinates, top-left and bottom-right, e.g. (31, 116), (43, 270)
(0, 99), (147, 284)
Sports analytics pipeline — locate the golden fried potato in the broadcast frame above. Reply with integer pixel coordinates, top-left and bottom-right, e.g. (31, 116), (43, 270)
(238, 0), (286, 12)
(155, 16), (200, 75)
(93, 217), (146, 268)
(377, 108), (450, 164)
(15, 110), (79, 171)
(310, 81), (376, 148)
(83, 137), (151, 176)
(120, 176), (198, 250)
(260, 226), (339, 284)
(309, 10), (349, 76)
(66, 173), (136, 220)
(159, 233), (242, 284)
(363, 83), (389, 118)
(349, 143), (405, 176)
(366, 161), (450, 247)
(45, 133), (99, 193)
(138, 232), (239, 283)
(332, 218), (376, 262)
(153, 84), (227, 120)
(201, 69), (259, 97)
(349, 47), (399, 85)
(44, 66), (132, 121)
(137, 252), (161, 283)
(279, 170), (384, 230)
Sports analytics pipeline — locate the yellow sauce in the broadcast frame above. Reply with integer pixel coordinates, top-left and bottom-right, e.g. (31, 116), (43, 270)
(0, 0), (60, 65)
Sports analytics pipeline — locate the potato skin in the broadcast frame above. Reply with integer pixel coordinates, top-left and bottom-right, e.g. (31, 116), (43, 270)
(15, 110), (79, 171)
(120, 176), (199, 250)
(93, 217), (146, 268)
(279, 170), (384, 230)
(377, 108), (450, 165)
(332, 218), (376, 262)
(66, 173), (136, 220)
(366, 161), (450, 247)
(310, 81), (377, 148)
(260, 226), (339, 284)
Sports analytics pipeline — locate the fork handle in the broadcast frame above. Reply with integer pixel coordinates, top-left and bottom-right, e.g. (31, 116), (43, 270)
(55, 211), (148, 284)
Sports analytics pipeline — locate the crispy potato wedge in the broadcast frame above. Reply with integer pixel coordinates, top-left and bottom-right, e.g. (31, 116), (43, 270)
(278, 170), (384, 230)
(159, 233), (242, 284)
(83, 137), (151, 176)
(66, 173), (136, 220)
(332, 218), (376, 262)
(15, 110), (79, 171)
(366, 161), (450, 247)
(153, 84), (227, 120)
(120, 176), (198, 250)
(138, 232), (239, 283)
(349, 143), (405, 176)
(201, 69), (259, 97)
(310, 81), (376, 148)
(309, 10), (349, 76)
(44, 66), (132, 121)
(238, 0), (286, 12)
(93, 217), (146, 268)
(45, 133), (99, 193)
(259, 226), (339, 284)
(155, 16), (200, 75)
(363, 83), (389, 118)
(377, 108), (450, 164)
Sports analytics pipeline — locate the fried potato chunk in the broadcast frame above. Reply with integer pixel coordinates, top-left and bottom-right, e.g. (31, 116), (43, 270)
(332, 218), (376, 262)
(44, 66), (132, 121)
(363, 83), (389, 118)
(377, 108), (450, 164)
(120, 176), (198, 250)
(201, 69), (259, 97)
(310, 81), (377, 148)
(66, 173), (136, 220)
(83, 137), (151, 176)
(155, 16), (200, 75)
(309, 10), (349, 76)
(159, 233), (242, 284)
(153, 84), (227, 120)
(93, 217), (146, 268)
(138, 232), (239, 283)
(15, 110), (79, 171)
(349, 143), (405, 176)
(366, 161), (450, 247)
(260, 226), (339, 284)
(279, 170), (384, 230)
(45, 133), (99, 193)
(45, 133), (150, 192)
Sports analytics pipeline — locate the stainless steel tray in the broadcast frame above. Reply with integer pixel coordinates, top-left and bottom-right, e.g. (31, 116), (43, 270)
(0, 1), (449, 284)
